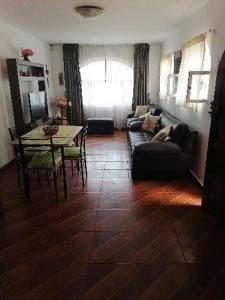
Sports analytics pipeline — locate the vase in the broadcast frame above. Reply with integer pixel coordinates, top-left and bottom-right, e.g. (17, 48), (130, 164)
(23, 55), (30, 61)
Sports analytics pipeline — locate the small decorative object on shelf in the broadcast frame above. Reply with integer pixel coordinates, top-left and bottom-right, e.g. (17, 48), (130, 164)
(21, 48), (34, 61)
(42, 125), (59, 136)
(55, 96), (72, 125)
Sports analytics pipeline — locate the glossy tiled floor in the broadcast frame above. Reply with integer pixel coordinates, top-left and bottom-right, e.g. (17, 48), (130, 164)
(1, 131), (225, 299)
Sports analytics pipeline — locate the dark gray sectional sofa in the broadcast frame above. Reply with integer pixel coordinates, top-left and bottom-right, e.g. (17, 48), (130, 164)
(127, 105), (198, 179)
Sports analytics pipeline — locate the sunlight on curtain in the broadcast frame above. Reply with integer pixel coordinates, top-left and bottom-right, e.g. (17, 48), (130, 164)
(176, 32), (213, 110)
(80, 45), (134, 129)
(159, 53), (174, 101)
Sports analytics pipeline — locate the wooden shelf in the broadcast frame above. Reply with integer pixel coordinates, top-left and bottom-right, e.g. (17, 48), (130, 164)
(19, 76), (45, 81)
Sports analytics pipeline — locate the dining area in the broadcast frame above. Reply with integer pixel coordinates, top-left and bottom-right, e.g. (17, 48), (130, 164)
(9, 124), (87, 202)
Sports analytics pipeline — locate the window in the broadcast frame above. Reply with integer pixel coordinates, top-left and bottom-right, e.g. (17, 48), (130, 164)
(80, 59), (133, 129)
(176, 31), (213, 108)
(159, 53), (174, 101)
(186, 71), (210, 103)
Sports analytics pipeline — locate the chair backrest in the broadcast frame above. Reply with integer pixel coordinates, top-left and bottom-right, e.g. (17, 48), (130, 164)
(80, 125), (88, 154)
(8, 127), (17, 141)
(18, 136), (57, 169)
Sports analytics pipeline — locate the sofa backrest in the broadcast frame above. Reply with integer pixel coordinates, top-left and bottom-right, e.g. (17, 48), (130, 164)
(149, 104), (162, 116)
(160, 112), (198, 152)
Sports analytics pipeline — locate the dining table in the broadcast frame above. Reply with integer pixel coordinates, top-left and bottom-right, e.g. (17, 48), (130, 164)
(11, 125), (83, 199)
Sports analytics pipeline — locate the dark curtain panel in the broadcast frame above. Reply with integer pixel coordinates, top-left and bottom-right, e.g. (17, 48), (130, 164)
(63, 44), (83, 125)
(132, 43), (150, 110)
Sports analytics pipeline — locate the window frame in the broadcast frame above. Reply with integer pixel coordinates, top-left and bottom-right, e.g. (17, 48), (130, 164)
(186, 70), (211, 103)
(166, 73), (179, 99)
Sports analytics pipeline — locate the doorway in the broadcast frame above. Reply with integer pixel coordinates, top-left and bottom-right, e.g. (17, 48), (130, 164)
(202, 51), (225, 218)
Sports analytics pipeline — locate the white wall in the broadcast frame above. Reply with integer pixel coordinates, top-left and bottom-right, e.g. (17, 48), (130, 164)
(160, 0), (225, 184)
(0, 18), (53, 168)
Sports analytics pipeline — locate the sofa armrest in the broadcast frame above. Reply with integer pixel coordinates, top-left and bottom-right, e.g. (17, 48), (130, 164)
(134, 141), (181, 155)
(127, 111), (135, 118)
(128, 120), (144, 131)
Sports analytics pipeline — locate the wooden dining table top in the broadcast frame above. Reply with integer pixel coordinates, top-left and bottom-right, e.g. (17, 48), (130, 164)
(11, 125), (83, 146)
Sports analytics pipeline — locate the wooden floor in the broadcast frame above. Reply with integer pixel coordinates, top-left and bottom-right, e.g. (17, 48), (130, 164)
(1, 131), (225, 300)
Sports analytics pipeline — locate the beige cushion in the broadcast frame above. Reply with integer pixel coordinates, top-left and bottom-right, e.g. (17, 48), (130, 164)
(134, 105), (148, 117)
(141, 115), (161, 134)
(139, 112), (151, 119)
(151, 127), (171, 142)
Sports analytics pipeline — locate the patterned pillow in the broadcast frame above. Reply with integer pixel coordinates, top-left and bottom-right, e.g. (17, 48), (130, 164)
(141, 115), (161, 134)
(151, 127), (171, 142)
(139, 112), (151, 119)
(134, 105), (148, 118)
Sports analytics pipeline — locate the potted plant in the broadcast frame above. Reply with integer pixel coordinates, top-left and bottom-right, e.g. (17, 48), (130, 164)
(55, 96), (72, 125)
(21, 48), (34, 61)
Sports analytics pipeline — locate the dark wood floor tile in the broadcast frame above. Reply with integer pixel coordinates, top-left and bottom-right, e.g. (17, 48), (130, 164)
(105, 161), (130, 170)
(106, 152), (129, 161)
(137, 264), (198, 300)
(95, 209), (133, 231)
(82, 264), (138, 300)
(63, 193), (99, 210)
(86, 154), (107, 162)
(86, 161), (106, 170)
(134, 230), (185, 264)
(1, 131), (225, 299)
(189, 261), (225, 299)
(177, 229), (225, 264)
(2, 263), (86, 300)
(103, 169), (130, 180)
(132, 206), (173, 232)
(58, 207), (96, 233)
(97, 193), (131, 209)
(89, 231), (135, 263)
(101, 179), (130, 192)
(69, 179), (102, 193)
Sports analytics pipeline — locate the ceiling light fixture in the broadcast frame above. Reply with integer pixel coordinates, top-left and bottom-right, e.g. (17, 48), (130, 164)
(75, 6), (104, 19)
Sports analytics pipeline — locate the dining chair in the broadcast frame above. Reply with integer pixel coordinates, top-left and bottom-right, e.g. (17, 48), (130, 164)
(63, 125), (88, 186)
(18, 136), (62, 202)
(8, 127), (21, 186)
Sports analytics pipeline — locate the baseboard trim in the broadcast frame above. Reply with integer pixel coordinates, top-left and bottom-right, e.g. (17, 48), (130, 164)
(189, 169), (203, 187)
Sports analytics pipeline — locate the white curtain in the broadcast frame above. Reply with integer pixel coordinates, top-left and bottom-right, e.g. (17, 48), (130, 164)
(79, 45), (134, 129)
(176, 32), (213, 110)
(159, 53), (174, 101)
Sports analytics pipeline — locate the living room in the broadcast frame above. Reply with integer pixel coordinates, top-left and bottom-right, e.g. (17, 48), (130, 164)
(1, 0), (225, 299)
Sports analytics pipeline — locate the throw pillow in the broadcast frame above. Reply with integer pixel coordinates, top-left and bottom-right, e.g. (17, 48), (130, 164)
(151, 127), (171, 142)
(139, 112), (151, 119)
(134, 105), (148, 118)
(141, 115), (161, 134)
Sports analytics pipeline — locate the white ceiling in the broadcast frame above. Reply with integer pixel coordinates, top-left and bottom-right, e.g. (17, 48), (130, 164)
(0, 0), (210, 44)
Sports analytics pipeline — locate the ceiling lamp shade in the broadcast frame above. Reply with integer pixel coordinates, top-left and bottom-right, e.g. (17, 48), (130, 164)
(75, 6), (104, 19)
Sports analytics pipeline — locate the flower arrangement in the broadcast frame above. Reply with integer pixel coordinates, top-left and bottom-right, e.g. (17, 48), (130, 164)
(21, 48), (34, 61)
(55, 96), (72, 108)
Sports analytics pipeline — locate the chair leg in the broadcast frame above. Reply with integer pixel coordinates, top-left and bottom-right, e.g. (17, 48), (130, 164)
(46, 171), (50, 186)
(23, 170), (30, 202)
(16, 163), (20, 187)
(37, 171), (41, 186)
(84, 156), (87, 178)
(80, 159), (85, 187)
(53, 171), (58, 202)
(71, 160), (74, 176)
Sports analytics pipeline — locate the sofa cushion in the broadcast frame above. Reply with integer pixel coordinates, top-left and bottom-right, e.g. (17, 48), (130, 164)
(129, 120), (144, 131)
(160, 113), (187, 144)
(134, 105), (148, 117)
(141, 115), (161, 134)
(134, 141), (181, 155)
(151, 127), (171, 142)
